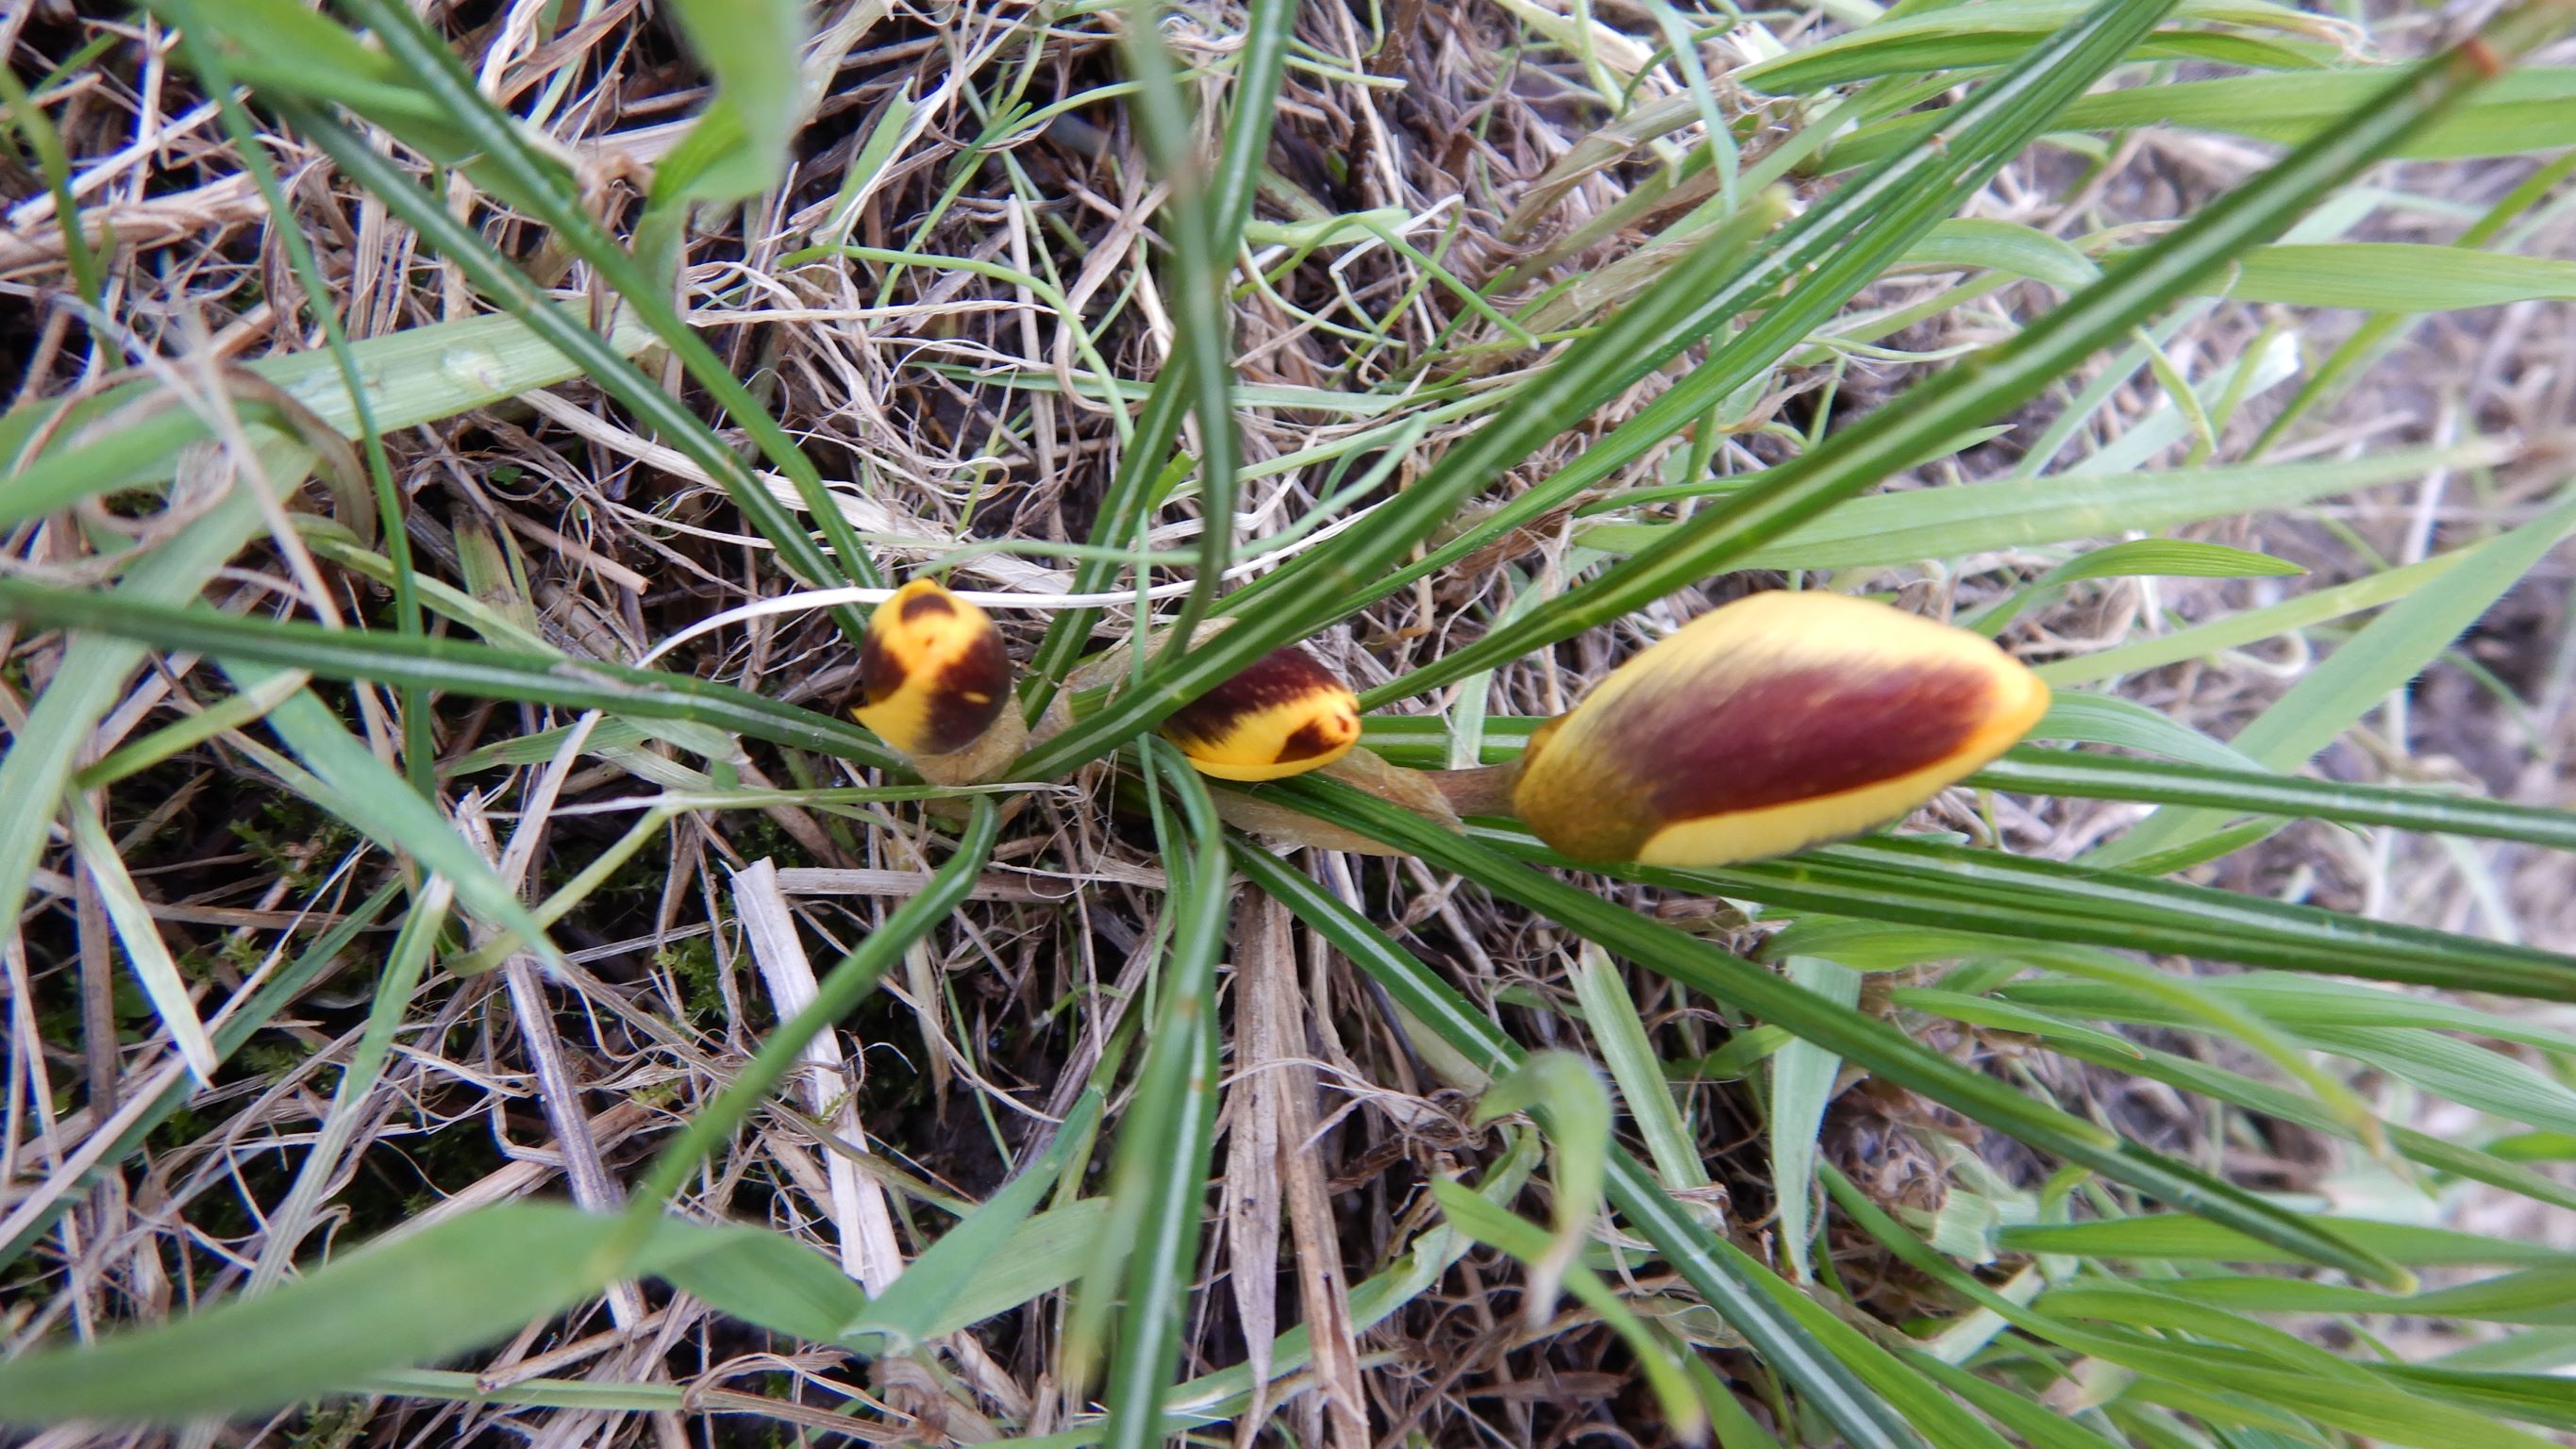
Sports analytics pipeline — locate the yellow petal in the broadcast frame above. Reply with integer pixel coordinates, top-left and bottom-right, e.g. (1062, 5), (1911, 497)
(1160, 646), (1363, 782)
(1511, 591), (2049, 867)
(852, 578), (1012, 758)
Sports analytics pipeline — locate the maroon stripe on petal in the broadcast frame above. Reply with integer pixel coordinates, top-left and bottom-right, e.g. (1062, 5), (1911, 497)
(1606, 663), (1996, 822)
(918, 631), (1012, 755)
(1163, 647), (1346, 746)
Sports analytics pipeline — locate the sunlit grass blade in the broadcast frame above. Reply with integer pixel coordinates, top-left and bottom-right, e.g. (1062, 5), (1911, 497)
(1014, 0), (2184, 778)
(1369, 9), (2565, 705)
(301, 0), (883, 599)
(0, 578), (894, 765)
(1260, 774), (2406, 1285)
(1580, 833), (2576, 997)
(253, 90), (874, 641)
(1229, 843), (1925, 1449)
(1094, 741), (1228, 1449)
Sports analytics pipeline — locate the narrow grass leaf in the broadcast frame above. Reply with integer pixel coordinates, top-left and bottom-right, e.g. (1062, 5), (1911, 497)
(1769, 957), (1860, 1279)
(1573, 946), (1711, 1191)
(2096, 486), (2576, 863)
(225, 665), (560, 965)
(1229, 843), (1923, 1449)
(1431, 1182), (1708, 1441)
(1094, 741), (1228, 1449)
(662, 0), (803, 200)
(0, 580), (893, 765)
(1023, 0), (2185, 772)
(2214, 242), (2576, 309)
(1263, 774), (2402, 1283)
(845, 1091), (1105, 1351)
(1378, 17), (2552, 704)
(65, 796), (219, 1084)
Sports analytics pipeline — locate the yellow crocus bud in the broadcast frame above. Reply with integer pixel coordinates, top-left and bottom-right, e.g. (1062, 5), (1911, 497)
(853, 578), (1023, 782)
(1160, 645), (1363, 782)
(1510, 591), (2049, 867)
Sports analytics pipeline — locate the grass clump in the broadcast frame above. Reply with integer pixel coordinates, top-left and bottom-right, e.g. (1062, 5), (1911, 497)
(5, 2), (2576, 1446)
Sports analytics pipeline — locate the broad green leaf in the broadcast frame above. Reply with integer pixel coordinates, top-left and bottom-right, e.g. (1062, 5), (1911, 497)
(0, 304), (656, 528)
(663, 0), (803, 201)
(1432, 1182), (1707, 1440)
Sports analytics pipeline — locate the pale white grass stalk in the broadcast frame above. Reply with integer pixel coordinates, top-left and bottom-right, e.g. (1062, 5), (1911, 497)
(729, 858), (908, 1292)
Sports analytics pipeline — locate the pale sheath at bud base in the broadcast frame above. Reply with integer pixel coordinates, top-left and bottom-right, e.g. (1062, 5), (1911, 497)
(1160, 645), (1363, 782)
(1510, 591), (2049, 867)
(852, 578), (1025, 784)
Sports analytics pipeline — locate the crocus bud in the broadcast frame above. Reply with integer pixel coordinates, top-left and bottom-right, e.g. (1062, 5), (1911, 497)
(1511, 591), (2049, 867)
(854, 578), (1024, 782)
(1160, 646), (1363, 782)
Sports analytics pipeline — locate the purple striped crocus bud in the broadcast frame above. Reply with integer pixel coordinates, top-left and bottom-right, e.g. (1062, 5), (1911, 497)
(1161, 645), (1363, 782)
(1511, 591), (2049, 867)
(853, 578), (1013, 760)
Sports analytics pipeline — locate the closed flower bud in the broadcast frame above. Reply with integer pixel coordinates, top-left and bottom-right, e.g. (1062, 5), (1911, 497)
(1511, 591), (2049, 867)
(1161, 646), (1363, 782)
(854, 578), (1014, 764)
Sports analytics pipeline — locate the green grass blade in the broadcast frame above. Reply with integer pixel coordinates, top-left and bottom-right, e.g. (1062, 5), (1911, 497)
(0, 578), (895, 765)
(1370, 11), (2562, 705)
(259, 91), (876, 639)
(624, 796), (1000, 1224)
(1260, 774), (2405, 1284)
(1592, 834), (2576, 998)
(226, 663), (560, 966)
(844, 1091), (1104, 1351)
(1978, 749), (2576, 850)
(2094, 486), (2576, 865)
(1096, 741), (1229, 1449)
(1016, 0), (2184, 778)
(1229, 843), (1927, 1449)
(316, 0), (881, 599)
